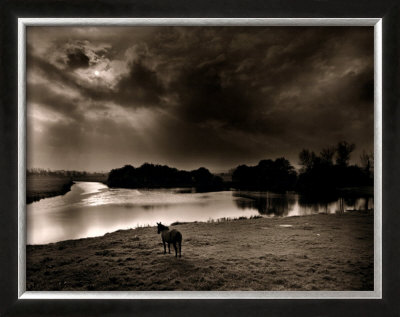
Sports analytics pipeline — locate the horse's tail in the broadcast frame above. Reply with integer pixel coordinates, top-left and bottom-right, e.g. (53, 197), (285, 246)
(177, 231), (182, 243)
(177, 231), (182, 257)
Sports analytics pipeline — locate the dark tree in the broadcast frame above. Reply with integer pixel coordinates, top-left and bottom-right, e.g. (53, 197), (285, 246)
(360, 150), (374, 174)
(232, 158), (297, 192)
(107, 163), (223, 191)
(191, 167), (224, 191)
(297, 142), (372, 195)
(298, 149), (316, 171)
(232, 165), (256, 188)
(320, 146), (336, 166)
(336, 141), (356, 167)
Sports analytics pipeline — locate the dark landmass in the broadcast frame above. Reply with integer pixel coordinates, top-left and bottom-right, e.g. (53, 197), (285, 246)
(106, 142), (373, 199)
(232, 157), (297, 191)
(107, 164), (223, 191)
(26, 212), (373, 291)
(295, 142), (373, 195)
(232, 142), (373, 196)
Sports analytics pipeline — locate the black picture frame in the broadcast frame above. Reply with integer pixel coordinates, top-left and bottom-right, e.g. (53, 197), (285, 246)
(1, 0), (399, 316)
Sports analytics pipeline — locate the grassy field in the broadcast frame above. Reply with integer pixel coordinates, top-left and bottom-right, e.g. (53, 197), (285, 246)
(26, 176), (74, 204)
(26, 211), (373, 291)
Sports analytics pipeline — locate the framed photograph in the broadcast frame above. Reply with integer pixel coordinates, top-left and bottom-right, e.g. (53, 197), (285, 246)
(1, 1), (399, 316)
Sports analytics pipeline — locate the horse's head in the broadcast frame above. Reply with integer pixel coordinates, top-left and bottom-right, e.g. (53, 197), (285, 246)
(157, 222), (169, 234)
(157, 222), (163, 234)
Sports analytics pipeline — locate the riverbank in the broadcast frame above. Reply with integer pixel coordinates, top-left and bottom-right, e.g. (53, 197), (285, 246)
(27, 176), (74, 204)
(26, 211), (373, 291)
(27, 174), (109, 204)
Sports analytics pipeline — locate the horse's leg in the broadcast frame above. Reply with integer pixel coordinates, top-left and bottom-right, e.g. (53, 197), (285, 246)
(173, 242), (177, 257)
(168, 243), (171, 254)
(179, 241), (181, 258)
(162, 239), (166, 254)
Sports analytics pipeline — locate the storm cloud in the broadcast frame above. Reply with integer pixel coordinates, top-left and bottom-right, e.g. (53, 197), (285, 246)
(26, 26), (374, 172)
(66, 48), (90, 69)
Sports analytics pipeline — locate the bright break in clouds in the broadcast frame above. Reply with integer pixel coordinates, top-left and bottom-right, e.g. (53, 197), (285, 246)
(27, 26), (374, 172)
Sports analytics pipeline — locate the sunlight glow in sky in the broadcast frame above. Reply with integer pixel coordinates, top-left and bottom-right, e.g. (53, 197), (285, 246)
(26, 26), (374, 172)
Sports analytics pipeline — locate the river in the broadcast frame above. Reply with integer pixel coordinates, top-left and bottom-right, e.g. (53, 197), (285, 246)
(27, 181), (373, 245)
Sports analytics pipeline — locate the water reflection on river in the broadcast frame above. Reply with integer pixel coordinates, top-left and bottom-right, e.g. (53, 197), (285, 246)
(233, 191), (373, 217)
(27, 182), (373, 245)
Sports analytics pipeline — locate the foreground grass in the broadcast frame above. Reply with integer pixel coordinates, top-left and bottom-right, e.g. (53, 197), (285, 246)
(27, 176), (74, 204)
(26, 212), (373, 291)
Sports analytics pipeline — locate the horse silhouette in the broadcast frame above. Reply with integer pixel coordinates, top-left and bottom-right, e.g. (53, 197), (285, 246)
(157, 222), (182, 258)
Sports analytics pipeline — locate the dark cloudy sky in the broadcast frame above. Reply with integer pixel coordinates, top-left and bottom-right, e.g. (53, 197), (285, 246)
(26, 26), (374, 172)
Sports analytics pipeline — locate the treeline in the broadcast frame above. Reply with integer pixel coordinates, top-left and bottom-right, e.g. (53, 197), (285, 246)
(27, 168), (108, 182)
(232, 141), (373, 195)
(296, 141), (373, 195)
(107, 141), (373, 195)
(107, 163), (223, 191)
(232, 158), (297, 191)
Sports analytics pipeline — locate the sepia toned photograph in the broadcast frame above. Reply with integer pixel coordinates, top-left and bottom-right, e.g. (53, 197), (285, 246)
(25, 25), (375, 292)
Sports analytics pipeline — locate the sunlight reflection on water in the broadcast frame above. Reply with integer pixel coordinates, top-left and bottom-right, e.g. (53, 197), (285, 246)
(27, 182), (373, 245)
